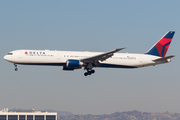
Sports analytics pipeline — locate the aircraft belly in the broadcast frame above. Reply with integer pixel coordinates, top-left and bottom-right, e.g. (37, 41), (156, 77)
(99, 59), (139, 68)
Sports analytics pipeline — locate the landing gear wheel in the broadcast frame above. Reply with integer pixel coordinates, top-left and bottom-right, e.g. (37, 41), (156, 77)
(14, 64), (18, 71)
(88, 71), (92, 75)
(84, 72), (88, 76)
(84, 69), (95, 76)
(91, 70), (95, 73)
(15, 68), (18, 71)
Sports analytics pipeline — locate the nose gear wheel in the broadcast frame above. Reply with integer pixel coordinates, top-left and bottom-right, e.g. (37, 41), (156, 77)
(14, 64), (18, 71)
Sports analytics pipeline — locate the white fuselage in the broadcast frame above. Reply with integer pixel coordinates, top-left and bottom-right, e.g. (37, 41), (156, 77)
(4, 50), (168, 69)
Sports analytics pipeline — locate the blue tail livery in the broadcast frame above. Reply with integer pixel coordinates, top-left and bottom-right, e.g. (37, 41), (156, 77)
(145, 31), (175, 57)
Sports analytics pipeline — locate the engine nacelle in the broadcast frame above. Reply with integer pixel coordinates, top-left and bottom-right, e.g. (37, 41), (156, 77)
(66, 59), (83, 69)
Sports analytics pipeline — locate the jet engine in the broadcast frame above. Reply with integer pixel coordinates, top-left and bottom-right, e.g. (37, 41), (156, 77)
(62, 59), (83, 71)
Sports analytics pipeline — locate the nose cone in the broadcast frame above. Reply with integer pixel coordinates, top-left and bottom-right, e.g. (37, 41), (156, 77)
(4, 55), (12, 62)
(4, 55), (7, 60)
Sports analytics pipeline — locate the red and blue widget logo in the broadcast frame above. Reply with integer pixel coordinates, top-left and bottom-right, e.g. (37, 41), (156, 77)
(24, 51), (28, 54)
(146, 31), (175, 57)
(155, 38), (172, 57)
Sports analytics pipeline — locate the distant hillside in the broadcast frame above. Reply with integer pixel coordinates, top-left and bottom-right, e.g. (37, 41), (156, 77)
(8, 109), (180, 120)
(59, 110), (180, 120)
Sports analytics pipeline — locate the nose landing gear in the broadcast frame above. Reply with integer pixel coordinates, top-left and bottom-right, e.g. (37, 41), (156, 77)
(14, 64), (18, 71)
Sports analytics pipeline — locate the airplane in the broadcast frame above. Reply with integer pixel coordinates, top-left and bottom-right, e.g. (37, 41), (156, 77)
(4, 31), (175, 76)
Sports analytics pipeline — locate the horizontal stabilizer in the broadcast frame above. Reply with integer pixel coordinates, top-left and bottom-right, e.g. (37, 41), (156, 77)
(153, 55), (175, 62)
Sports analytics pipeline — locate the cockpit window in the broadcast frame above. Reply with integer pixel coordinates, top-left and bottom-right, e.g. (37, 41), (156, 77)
(7, 53), (13, 55)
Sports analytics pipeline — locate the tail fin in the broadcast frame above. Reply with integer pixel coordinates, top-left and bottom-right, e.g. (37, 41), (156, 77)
(145, 31), (175, 57)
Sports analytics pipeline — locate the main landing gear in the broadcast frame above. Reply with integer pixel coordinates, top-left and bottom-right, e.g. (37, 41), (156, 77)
(84, 69), (95, 76)
(14, 64), (18, 71)
(84, 63), (95, 76)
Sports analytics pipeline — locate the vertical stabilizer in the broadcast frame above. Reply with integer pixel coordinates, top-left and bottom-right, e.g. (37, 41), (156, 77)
(145, 31), (175, 57)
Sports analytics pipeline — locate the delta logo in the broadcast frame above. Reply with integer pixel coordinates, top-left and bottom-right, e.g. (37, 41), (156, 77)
(24, 51), (46, 55)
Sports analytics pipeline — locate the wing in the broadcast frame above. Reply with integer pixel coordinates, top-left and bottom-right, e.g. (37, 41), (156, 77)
(80, 48), (126, 63)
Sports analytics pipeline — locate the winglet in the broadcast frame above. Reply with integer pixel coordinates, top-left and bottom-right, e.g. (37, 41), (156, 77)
(114, 47), (126, 52)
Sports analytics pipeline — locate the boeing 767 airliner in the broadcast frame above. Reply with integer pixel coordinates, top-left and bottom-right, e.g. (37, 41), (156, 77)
(4, 31), (175, 76)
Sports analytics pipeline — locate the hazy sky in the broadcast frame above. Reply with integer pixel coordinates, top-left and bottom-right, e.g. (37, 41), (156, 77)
(0, 0), (180, 115)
